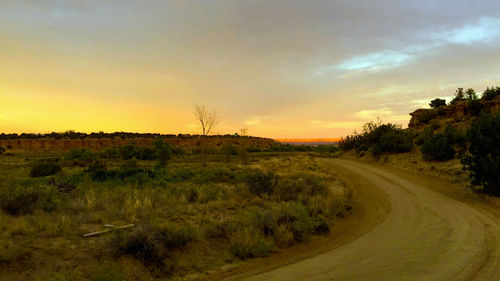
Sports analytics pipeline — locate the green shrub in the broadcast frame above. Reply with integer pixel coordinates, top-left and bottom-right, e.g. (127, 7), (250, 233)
(481, 86), (500, 101)
(135, 146), (157, 160)
(274, 173), (328, 202)
(429, 98), (446, 108)
(417, 109), (438, 124)
(442, 124), (466, 146)
(118, 143), (137, 160)
(193, 167), (235, 184)
(85, 160), (108, 182)
(312, 215), (330, 235)
(373, 129), (413, 154)
(451, 87), (466, 104)
(0, 185), (60, 215)
(30, 161), (62, 178)
(339, 121), (412, 154)
(275, 203), (314, 242)
(462, 112), (500, 195)
(421, 133), (455, 161)
(154, 138), (172, 167)
(229, 229), (274, 259)
(111, 226), (164, 267)
(246, 170), (279, 196)
(100, 146), (120, 159)
(467, 100), (483, 116)
(156, 223), (196, 249)
(65, 148), (94, 161)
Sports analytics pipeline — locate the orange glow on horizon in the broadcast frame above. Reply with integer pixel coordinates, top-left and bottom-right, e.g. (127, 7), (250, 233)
(275, 138), (341, 143)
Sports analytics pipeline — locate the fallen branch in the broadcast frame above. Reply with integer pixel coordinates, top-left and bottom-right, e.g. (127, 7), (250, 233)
(83, 224), (135, 238)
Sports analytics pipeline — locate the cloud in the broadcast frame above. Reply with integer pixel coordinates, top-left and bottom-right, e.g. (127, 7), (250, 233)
(336, 51), (413, 72)
(433, 17), (500, 45)
(244, 116), (268, 126)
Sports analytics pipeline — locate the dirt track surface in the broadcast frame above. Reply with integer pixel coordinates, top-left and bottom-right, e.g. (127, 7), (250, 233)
(242, 159), (500, 281)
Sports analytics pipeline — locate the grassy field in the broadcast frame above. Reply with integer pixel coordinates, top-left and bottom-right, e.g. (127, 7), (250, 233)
(0, 145), (352, 281)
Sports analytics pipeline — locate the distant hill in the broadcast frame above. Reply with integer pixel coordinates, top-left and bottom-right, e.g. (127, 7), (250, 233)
(276, 138), (339, 146)
(0, 134), (277, 152)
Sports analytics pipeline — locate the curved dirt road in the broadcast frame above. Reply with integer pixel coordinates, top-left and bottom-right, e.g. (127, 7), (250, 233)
(243, 159), (500, 281)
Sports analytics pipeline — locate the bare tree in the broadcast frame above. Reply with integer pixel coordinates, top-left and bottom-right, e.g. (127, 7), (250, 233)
(194, 105), (218, 136)
(193, 105), (218, 166)
(238, 127), (249, 164)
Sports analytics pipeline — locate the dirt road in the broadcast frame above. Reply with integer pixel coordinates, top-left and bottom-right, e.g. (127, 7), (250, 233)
(243, 159), (500, 281)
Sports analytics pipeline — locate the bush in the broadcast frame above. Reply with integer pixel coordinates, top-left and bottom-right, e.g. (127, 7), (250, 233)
(85, 160), (109, 182)
(111, 227), (164, 267)
(118, 143), (137, 160)
(451, 88), (466, 104)
(442, 124), (466, 146)
(0, 185), (60, 215)
(481, 86), (500, 101)
(30, 160), (62, 178)
(467, 100), (483, 116)
(462, 112), (500, 195)
(429, 98), (446, 108)
(339, 121), (413, 154)
(111, 223), (195, 271)
(373, 129), (413, 154)
(246, 170), (279, 196)
(0, 146), (5, 156)
(274, 173), (329, 202)
(154, 138), (172, 167)
(417, 109), (438, 124)
(65, 148), (94, 161)
(421, 133), (455, 161)
(275, 203), (314, 242)
(135, 146), (157, 160)
(156, 223), (196, 249)
(229, 229), (274, 259)
(100, 146), (120, 159)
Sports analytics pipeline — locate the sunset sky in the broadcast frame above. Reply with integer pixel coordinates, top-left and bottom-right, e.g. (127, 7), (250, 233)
(1, 1), (500, 138)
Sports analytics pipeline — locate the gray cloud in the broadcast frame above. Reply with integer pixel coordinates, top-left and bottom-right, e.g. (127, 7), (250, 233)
(1, 0), (500, 137)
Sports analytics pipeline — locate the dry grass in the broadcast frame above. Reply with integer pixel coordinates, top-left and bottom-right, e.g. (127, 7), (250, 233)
(0, 150), (352, 280)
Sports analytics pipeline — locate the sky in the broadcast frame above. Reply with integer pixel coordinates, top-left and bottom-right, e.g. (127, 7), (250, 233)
(1, 0), (500, 138)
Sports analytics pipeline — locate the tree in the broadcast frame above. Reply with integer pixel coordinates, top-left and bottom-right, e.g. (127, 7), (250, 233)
(465, 88), (478, 101)
(451, 88), (466, 104)
(462, 112), (500, 195)
(193, 105), (218, 166)
(238, 128), (249, 164)
(429, 98), (446, 108)
(481, 86), (500, 101)
(194, 105), (218, 136)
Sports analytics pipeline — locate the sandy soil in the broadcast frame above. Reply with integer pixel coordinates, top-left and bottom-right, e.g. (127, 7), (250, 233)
(233, 158), (500, 281)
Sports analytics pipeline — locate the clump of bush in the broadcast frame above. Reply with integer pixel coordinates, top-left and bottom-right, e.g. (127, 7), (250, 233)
(246, 170), (279, 196)
(429, 98), (446, 108)
(229, 228), (274, 259)
(30, 160), (62, 178)
(416, 109), (438, 124)
(482, 86), (500, 101)
(0, 185), (60, 215)
(421, 133), (455, 161)
(339, 121), (413, 155)
(110, 223), (196, 273)
(274, 173), (329, 202)
(0, 146), (5, 156)
(65, 148), (94, 161)
(462, 112), (500, 195)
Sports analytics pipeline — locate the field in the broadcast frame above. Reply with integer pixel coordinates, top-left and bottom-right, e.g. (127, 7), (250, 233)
(0, 143), (352, 281)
